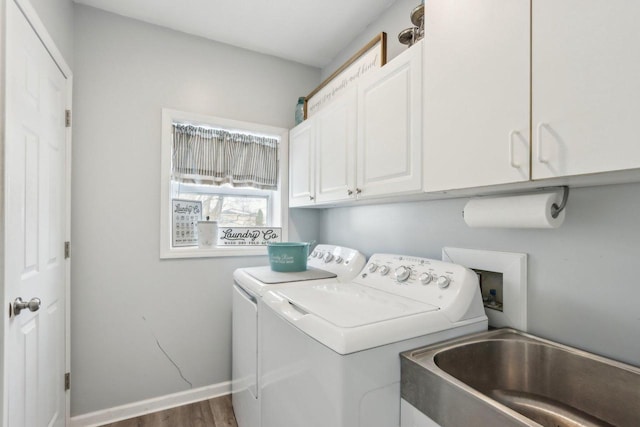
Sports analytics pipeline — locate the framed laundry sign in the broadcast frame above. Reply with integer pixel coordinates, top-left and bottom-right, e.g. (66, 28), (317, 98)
(218, 227), (282, 246)
(172, 199), (202, 247)
(305, 32), (387, 118)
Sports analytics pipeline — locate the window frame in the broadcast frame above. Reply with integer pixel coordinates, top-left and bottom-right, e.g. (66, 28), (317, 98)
(160, 108), (289, 259)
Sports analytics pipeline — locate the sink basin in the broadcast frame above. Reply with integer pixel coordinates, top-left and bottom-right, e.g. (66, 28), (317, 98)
(401, 329), (640, 427)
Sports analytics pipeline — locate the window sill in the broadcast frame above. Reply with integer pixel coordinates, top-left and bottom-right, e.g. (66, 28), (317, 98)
(160, 245), (268, 259)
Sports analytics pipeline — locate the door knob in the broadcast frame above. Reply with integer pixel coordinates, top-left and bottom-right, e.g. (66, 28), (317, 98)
(12, 297), (41, 316)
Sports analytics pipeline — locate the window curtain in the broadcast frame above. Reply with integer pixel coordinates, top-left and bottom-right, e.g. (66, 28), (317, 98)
(172, 123), (279, 190)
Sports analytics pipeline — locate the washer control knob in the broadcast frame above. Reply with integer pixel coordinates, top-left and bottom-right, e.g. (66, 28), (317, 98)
(368, 263), (378, 273)
(437, 275), (451, 288)
(335, 256), (344, 264)
(323, 252), (334, 263)
(379, 265), (390, 276)
(419, 272), (433, 285)
(395, 266), (411, 282)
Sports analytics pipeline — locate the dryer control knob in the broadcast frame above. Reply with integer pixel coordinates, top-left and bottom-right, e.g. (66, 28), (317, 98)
(368, 263), (378, 273)
(379, 265), (390, 276)
(335, 256), (344, 264)
(323, 252), (334, 263)
(419, 273), (433, 285)
(395, 266), (411, 282)
(437, 275), (451, 288)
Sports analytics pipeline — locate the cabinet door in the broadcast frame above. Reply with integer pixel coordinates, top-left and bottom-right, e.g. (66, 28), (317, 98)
(289, 120), (315, 207)
(315, 88), (357, 203)
(357, 43), (423, 199)
(423, 0), (530, 192)
(532, 0), (640, 179)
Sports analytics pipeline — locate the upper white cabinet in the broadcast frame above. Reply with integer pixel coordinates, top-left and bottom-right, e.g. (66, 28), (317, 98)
(423, 0), (530, 192)
(289, 120), (315, 207)
(291, 44), (423, 206)
(315, 88), (357, 203)
(357, 43), (423, 199)
(291, 1), (640, 207)
(532, 0), (640, 179)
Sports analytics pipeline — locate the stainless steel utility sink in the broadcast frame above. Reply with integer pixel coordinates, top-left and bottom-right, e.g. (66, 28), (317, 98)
(401, 329), (640, 427)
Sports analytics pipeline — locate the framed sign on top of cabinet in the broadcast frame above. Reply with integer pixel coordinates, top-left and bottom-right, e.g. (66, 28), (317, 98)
(306, 33), (387, 119)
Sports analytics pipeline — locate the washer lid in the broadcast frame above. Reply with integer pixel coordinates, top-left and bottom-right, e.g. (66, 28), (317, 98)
(234, 268), (341, 298)
(244, 266), (336, 284)
(275, 282), (438, 328)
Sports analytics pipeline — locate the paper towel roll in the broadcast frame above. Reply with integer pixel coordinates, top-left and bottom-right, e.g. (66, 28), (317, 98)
(463, 192), (565, 229)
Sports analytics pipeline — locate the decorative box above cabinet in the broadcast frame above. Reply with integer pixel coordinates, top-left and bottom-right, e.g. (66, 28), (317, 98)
(423, 0), (530, 192)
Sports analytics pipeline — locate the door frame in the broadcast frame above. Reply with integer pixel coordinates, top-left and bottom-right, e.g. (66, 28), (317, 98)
(1, 0), (73, 424)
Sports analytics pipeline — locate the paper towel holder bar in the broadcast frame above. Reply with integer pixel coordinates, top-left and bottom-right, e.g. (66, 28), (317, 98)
(550, 186), (569, 219)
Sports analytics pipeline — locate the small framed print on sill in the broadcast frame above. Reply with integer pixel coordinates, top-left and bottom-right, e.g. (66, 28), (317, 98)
(172, 199), (202, 247)
(217, 227), (282, 246)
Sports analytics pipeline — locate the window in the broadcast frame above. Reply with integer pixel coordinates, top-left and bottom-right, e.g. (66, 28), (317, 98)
(174, 183), (271, 227)
(160, 109), (289, 258)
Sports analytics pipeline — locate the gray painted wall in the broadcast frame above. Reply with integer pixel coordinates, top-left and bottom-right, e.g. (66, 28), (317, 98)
(27, 0), (74, 67)
(71, 5), (320, 416)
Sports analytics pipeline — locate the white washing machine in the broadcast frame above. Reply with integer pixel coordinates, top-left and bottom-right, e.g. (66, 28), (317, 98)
(232, 244), (366, 427)
(260, 253), (488, 427)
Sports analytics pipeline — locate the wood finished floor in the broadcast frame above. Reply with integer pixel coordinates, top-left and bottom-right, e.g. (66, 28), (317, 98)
(100, 395), (238, 427)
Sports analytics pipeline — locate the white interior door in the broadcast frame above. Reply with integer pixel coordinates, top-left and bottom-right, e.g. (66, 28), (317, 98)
(4, 1), (69, 425)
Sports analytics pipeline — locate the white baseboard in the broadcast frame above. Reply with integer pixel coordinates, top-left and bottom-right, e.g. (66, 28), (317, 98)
(69, 381), (231, 427)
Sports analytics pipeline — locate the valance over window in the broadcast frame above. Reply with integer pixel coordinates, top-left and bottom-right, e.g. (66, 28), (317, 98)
(172, 123), (279, 190)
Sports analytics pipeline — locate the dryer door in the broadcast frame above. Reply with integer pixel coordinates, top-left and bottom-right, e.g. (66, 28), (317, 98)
(232, 283), (259, 427)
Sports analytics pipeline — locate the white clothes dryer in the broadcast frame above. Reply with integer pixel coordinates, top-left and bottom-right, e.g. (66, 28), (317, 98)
(260, 253), (488, 427)
(231, 244), (366, 427)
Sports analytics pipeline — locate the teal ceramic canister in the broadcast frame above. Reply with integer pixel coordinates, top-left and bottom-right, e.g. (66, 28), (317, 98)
(267, 242), (310, 272)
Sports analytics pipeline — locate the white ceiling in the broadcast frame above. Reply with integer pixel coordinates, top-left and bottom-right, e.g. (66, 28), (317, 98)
(72, 0), (396, 68)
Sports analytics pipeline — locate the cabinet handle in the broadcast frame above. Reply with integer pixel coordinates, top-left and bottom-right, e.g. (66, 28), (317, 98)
(509, 130), (521, 168)
(536, 122), (549, 164)
(309, 195), (315, 201)
(355, 188), (362, 195)
(347, 189), (353, 196)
